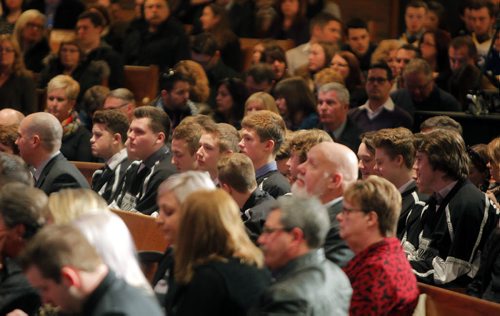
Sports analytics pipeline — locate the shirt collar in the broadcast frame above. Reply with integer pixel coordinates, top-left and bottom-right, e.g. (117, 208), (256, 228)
(323, 196), (343, 208)
(106, 148), (128, 170)
(255, 161), (278, 178)
(331, 120), (347, 140)
(359, 97), (395, 120)
(435, 180), (458, 204)
(398, 179), (415, 193)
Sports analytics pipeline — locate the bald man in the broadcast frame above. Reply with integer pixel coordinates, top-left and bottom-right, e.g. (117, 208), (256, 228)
(0, 108), (25, 126)
(292, 142), (358, 267)
(16, 113), (89, 194)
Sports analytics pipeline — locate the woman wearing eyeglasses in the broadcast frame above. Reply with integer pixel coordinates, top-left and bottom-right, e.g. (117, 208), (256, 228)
(45, 75), (93, 162)
(337, 176), (419, 316)
(12, 9), (50, 73)
(0, 34), (36, 115)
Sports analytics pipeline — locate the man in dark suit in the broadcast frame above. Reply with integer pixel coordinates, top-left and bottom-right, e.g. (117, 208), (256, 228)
(217, 153), (275, 239)
(16, 112), (89, 194)
(317, 82), (362, 153)
(112, 106), (176, 215)
(292, 142), (358, 267)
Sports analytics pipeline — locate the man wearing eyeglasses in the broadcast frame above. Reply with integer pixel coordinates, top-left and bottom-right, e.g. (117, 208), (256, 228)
(252, 195), (352, 315)
(391, 58), (461, 116)
(103, 88), (136, 122)
(349, 62), (413, 133)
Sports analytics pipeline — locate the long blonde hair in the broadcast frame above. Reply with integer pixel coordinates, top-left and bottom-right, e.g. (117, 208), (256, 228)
(47, 188), (108, 224)
(174, 189), (263, 284)
(0, 34), (30, 77)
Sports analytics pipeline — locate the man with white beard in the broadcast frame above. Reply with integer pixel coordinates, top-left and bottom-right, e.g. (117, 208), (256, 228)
(292, 142), (358, 267)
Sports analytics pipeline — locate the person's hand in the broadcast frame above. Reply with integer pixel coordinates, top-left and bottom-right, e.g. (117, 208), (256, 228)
(486, 191), (499, 210)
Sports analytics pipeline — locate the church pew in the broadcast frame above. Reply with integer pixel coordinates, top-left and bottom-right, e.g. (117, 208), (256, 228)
(111, 209), (168, 253)
(49, 29), (76, 53)
(418, 282), (500, 316)
(123, 65), (159, 106)
(71, 161), (104, 186)
(240, 37), (295, 71)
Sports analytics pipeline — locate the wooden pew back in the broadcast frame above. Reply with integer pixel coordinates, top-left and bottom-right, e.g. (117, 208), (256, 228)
(240, 38), (295, 71)
(49, 29), (76, 53)
(111, 209), (168, 252)
(123, 65), (159, 106)
(71, 161), (104, 186)
(418, 283), (500, 316)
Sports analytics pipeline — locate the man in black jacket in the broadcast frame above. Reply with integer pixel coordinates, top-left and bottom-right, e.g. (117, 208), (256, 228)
(122, 0), (190, 71)
(112, 106), (176, 215)
(16, 112), (89, 195)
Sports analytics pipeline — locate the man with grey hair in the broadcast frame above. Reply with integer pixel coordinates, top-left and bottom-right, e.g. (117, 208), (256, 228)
(103, 88), (136, 122)
(0, 108), (25, 126)
(0, 152), (33, 188)
(0, 182), (48, 315)
(317, 82), (361, 152)
(15, 112), (89, 194)
(292, 141), (358, 267)
(391, 58), (461, 116)
(252, 195), (352, 315)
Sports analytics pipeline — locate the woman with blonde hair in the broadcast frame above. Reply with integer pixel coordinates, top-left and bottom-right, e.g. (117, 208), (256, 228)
(370, 39), (402, 79)
(172, 189), (270, 315)
(244, 91), (279, 116)
(46, 74), (93, 161)
(0, 34), (36, 115)
(13, 9), (50, 72)
(47, 188), (108, 224)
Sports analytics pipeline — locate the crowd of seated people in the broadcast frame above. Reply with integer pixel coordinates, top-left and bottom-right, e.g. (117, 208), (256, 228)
(0, 0), (500, 315)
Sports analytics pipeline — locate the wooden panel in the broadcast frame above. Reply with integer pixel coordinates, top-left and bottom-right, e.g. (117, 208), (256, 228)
(123, 65), (160, 106)
(240, 37), (295, 71)
(336, 0), (400, 41)
(112, 209), (168, 252)
(418, 283), (500, 316)
(71, 161), (104, 186)
(49, 29), (76, 53)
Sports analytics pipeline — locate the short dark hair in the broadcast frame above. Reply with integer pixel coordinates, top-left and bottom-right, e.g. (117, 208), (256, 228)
(133, 106), (171, 138)
(77, 10), (105, 27)
(369, 61), (393, 81)
(345, 17), (368, 35)
(172, 123), (202, 155)
(218, 153), (256, 193)
(191, 32), (218, 56)
(159, 69), (192, 92)
(468, 0), (495, 17)
(406, 0), (428, 11)
(373, 128), (416, 169)
(310, 12), (341, 31)
(449, 36), (478, 61)
(92, 110), (129, 143)
(0, 152), (33, 187)
(246, 64), (275, 85)
(399, 44), (422, 58)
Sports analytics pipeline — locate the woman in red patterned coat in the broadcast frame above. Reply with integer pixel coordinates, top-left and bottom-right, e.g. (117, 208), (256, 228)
(337, 176), (419, 316)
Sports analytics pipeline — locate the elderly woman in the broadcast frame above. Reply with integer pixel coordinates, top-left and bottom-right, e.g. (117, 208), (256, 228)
(0, 182), (47, 315)
(152, 171), (216, 309)
(46, 75), (93, 162)
(0, 34), (36, 115)
(172, 189), (270, 316)
(337, 176), (419, 315)
(13, 9), (50, 73)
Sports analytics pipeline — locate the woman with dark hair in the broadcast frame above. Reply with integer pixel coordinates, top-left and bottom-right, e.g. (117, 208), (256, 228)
(467, 144), (491, 192)
(260, 43), (289, 83)
(214, 77), (248, 128)
(172, 189), (270, 316)
(273, 76), (317, 130)
(268, 0), (309, 45)
(0, 0), (25, 34)
(419, 29), (451, 89)
(0, 34), (36, 115)
(39, 39), (108, 101)
(331, 51), (367, 108)
(200, 3), (242, 72)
